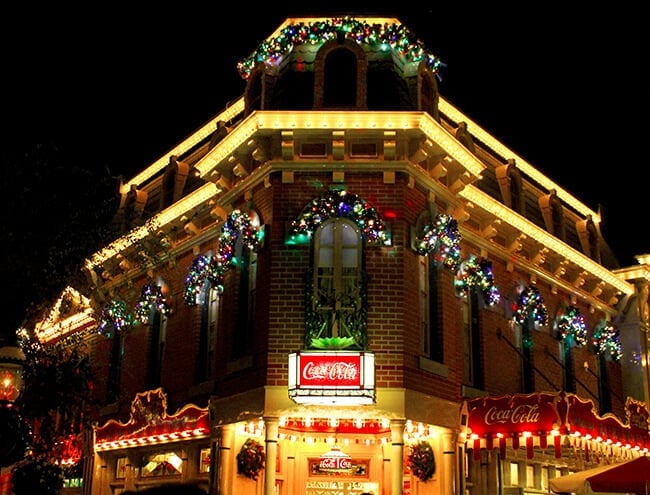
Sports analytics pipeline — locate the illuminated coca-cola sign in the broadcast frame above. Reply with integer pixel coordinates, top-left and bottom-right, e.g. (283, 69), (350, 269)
(467, 393), (560, 435)
(288, 351), (375, 405)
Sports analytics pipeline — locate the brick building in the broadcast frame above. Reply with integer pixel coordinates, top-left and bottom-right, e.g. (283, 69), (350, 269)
(30, 16), (650, 495)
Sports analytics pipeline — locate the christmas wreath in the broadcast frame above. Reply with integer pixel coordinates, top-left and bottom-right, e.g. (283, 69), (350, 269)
(237, 438), (265, 480)
(407, 440), (436, 482)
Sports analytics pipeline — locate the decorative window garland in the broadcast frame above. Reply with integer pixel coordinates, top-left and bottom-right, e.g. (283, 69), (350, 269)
(454, 255), (500, 306)
(237, 17), (443, 79)
(556, 305), (587, 346)
(592, 321), (622, 361)
(184, 210), (261, 304)
(513, 285), (549, 327)
(414, 213), (461, 271)
(407, 440), (436, 482)
(98, 299), (133, 336)
(134, 284), (171, 324)
(237, 438), (265, 480)
(289, 189), (387, 244)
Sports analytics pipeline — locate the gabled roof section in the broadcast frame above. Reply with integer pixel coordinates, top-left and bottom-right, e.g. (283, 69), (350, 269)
(34, 286), (95, 343)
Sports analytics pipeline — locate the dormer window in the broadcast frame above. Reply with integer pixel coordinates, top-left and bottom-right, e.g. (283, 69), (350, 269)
(314, 39), (367, 110)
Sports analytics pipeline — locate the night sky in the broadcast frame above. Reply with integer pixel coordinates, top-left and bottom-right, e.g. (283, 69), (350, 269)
(1, 5), (646, 336)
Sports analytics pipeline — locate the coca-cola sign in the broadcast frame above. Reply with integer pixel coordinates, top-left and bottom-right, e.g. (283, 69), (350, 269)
(467, 393), (560, 435)
(300, 354), (361, 388)
(288, 352), (376, 405)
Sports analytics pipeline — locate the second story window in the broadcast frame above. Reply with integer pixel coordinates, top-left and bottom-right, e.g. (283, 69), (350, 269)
(308, 218), (365, 348)
(196, 280), (220, 383)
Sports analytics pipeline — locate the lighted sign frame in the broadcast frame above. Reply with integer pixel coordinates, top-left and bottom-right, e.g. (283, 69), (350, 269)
(288, 351), (376, 405)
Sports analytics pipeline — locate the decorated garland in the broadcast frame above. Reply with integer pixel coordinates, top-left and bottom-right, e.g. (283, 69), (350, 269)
(592, 321), (622, 361)
(407, 440), (435, 482)
(184, 210), (261, 304)
(454, 255), (500, 306)
(512, 285), (549, 327)
(414, 213), (461, 271)
(184, 254), (215, 305)
(237, 17), (443, 79)
(98, 299), (133, 337)
(289, 189), (387, 244)
(556, 305), (587, 346)
(237, 438), (266, 480)
(134, 284), (172, 324)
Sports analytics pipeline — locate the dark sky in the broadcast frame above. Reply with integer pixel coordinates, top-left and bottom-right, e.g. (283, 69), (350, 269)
(1, 5), (646, 336)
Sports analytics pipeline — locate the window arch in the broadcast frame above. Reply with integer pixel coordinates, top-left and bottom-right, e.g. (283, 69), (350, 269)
(307, 217), (366, 349)
(415, 210), (443, 363)
(314, 38), (367, 109)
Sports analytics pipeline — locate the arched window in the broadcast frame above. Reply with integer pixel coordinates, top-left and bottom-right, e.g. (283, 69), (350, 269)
(313, 218), (362, 340)
(415, 211), (443, 363)
(314, 38), (367, 109)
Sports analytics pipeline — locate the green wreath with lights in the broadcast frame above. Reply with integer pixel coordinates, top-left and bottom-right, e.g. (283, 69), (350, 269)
(237, 438), (265, 481)
(407, 440), (436, 482)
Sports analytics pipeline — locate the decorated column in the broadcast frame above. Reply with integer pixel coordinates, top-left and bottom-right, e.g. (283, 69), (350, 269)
(264, 417), (279, 495)
(217, 425), (235, 495)
(391, 419), (406, 495)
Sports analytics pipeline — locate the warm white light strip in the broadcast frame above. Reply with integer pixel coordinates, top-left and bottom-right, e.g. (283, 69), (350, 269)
(418, 113), (485, 177)
(439, 98), (600, 221)
(35, 310), (95, 343)
(86, 183), (218, 268)
(252, 110), (482, 175)
(121, 98), (245, 194)
(460, 186), (633, 295)
(194, 114), (261, 176)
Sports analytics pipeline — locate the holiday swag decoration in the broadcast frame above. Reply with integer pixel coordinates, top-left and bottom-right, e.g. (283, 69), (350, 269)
(454, 255), (500, 306)
(184, 210), (261, 304)
(513, 285), (549, 327)
(237, 17), (444, 79)
(414, 213), (461, 271)
(289, 189), (388, 244)
(407, 440), (436, 482)
(592, 320), (622, 361)
(556, 305), (587, 346)
(237, 438), (266, 481)
(98, 299), (133, 336)
(135, 284), (171, 324)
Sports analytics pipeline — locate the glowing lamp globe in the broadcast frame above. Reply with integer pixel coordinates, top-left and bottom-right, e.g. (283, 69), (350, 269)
(0, 345), (26, 403)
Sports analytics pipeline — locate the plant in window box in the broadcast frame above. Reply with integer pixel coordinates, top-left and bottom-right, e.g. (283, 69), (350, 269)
(237, 438), (265, 480)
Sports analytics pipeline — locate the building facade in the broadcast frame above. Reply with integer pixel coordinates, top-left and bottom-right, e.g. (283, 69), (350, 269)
(29, 16), (650, 495)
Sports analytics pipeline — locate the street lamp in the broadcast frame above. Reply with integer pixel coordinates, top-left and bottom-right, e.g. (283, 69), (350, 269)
(0, 340), (27, 468)
(0, 344), (25, 404)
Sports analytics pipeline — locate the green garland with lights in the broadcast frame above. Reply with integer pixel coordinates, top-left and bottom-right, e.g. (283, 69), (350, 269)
(184, 210), (261, 304)
(134, 284), (172, 324)
(592, 321), (622, 361)
(556, 305), (587, 346)
(513, 285), (549, 327)
(454, 255), (500, 306)
(289, 189), (388, 244)
(98, 299), (133, 336)
(237, 17), (444, 79)
(414, 213), (461, 271)
(407, 440), (436, 482)
(237, 438), (266, 481)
